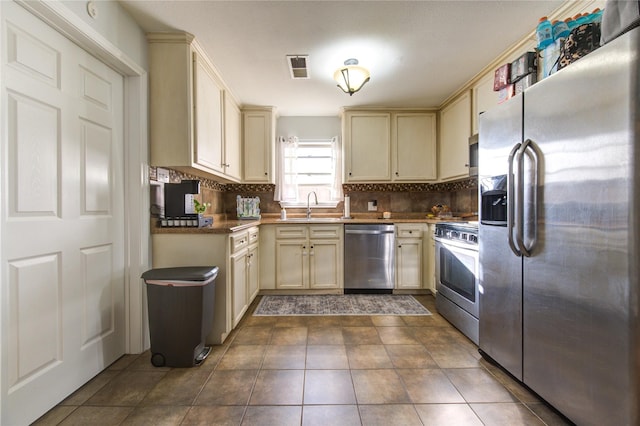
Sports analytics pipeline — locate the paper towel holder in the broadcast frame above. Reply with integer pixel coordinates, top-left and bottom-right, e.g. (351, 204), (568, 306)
(343, 195), (352, 219)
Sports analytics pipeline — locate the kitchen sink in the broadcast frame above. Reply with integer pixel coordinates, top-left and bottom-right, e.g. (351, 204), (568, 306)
(278, 217), (343, 223)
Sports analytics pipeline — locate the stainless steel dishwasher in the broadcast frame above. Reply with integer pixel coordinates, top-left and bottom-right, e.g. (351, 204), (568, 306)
(344, 224), (395, 293)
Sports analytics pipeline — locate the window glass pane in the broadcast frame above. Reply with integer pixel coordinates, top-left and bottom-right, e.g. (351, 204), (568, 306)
(297, 157), (333, 174)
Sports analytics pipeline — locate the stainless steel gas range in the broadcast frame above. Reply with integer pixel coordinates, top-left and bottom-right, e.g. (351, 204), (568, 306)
(434, 222), (479, 344)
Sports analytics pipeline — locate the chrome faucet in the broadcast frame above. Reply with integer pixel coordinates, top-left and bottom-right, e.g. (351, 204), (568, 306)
(306, 191), (318, 218)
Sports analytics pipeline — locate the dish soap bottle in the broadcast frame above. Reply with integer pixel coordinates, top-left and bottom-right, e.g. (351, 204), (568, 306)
(280, 208), (287, 220)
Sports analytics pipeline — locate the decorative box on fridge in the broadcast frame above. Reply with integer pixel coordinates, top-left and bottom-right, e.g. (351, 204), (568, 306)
(510, 51), (537, 83)
(493, 63), (511, 91)
(497, 84), (515, 104)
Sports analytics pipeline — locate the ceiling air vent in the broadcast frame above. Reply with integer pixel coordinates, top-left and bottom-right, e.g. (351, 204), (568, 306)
(287, 55), (310, 79)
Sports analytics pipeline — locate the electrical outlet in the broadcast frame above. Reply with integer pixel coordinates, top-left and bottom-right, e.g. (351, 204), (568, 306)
(368, 200), (377, 211)
(157, 167), (170, 183)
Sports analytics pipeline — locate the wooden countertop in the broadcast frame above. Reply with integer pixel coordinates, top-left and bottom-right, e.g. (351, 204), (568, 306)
(151, 213), (477, 234)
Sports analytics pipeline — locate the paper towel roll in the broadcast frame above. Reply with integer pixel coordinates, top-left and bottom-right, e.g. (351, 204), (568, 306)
(344, 196), (350, 218)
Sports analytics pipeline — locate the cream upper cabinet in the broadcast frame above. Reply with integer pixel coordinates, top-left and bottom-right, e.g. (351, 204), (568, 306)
(193, 53), (224, 174)
(344, 111), (437, 182)
(243, 107), (275, 183)
(393, 113), (437, 181)
(344, 112), (392, 182)
(472, 73), (498, 135)
(439, 91), (472, 181)
(224, 95), (242, 181)
(147, 32), (240, 183)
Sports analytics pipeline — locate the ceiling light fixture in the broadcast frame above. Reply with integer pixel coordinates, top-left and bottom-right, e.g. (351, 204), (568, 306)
(334, 58), (370, 96)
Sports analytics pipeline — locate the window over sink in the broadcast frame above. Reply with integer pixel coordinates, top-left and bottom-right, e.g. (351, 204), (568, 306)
(275, 137), (342, 207)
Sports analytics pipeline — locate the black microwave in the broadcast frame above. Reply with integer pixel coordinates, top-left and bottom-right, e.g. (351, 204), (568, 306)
(468, 134), (478, 176)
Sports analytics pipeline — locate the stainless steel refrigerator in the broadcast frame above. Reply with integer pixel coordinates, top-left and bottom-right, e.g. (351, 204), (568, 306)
(478, 27), (639, 426)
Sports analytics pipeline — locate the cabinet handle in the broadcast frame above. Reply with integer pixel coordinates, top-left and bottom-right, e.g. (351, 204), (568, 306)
(395, 172), (399, 176)
(264, 172), (268, 176)
(398, 245), (402, 248)
(349, 172), (352, 176)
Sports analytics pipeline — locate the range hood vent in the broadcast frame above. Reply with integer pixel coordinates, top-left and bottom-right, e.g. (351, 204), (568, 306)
(287, 55), (310, 79)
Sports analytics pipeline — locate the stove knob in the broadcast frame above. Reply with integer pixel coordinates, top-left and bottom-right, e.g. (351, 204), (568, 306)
(469, 235), (478, 243)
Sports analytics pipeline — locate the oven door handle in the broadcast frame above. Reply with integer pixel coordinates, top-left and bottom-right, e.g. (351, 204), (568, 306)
(507, 142), (522, 257)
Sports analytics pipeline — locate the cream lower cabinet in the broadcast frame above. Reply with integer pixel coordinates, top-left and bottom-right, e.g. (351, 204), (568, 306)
(426, 224), (436, 293)
(151, 226), (259, 344)
(274, 225), (343, 290)
(230, 227), (259, 327)
(395, 223), (427, 290)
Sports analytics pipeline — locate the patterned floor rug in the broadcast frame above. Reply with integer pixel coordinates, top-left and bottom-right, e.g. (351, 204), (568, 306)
(253, 294), (431, 316)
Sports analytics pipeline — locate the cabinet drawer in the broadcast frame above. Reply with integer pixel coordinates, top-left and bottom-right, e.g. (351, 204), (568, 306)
(396, 224), (425, 238)
(248, 227), (259, 245)
(276, 226), (308, 239)
(230, 230), (249, 254)
(310, 225), (342, 239)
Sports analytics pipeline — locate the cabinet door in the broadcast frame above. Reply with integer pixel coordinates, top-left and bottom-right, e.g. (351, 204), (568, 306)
(231, 251), (248, 327)
(396, 238), (423, 289)
(426, 224), (436, 293)
(148, 36), (192, 167)
(224, 95), (242, 180)
(344, 112), (391, 181)
(439, 91), (471, 180)
(472, 73), (497, 135)
(309, 240), (341, 289)
(276, 239), (307, 289)
(394, 113), (437, 181)
(243, 109), (273, 183)
(193, 53), (224, 173)
(247, 244), (259, 301)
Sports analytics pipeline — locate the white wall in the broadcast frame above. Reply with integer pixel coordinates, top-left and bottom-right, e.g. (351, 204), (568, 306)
(277, 116), (341, 140)
(61, 0), (147, 69)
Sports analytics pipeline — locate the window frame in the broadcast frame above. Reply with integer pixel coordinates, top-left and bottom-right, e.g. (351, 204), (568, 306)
(278, 137), (342, 209)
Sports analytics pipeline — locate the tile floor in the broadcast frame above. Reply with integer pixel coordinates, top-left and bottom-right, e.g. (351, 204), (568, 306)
(34, 295), (571, 426)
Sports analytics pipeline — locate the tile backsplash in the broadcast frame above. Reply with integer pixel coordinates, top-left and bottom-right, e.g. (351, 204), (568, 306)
(150, 167), (478, 218)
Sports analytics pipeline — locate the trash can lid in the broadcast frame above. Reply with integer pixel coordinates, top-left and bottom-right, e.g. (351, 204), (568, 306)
(141, 266), (219, 282)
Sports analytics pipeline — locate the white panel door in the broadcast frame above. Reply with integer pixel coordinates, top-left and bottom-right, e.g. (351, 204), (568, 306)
(1, 3), (125, 424)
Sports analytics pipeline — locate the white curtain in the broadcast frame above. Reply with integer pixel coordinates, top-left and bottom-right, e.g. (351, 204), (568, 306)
(274, 136), (299, 201)
(330, 136), (344, 200)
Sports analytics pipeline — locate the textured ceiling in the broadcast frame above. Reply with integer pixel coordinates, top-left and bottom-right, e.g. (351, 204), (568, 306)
(120, 0), (568, 116)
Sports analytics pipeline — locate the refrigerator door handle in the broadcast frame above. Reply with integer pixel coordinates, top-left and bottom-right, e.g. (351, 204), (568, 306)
(507, 142), (522, 257)
(519, 139), (541, 255)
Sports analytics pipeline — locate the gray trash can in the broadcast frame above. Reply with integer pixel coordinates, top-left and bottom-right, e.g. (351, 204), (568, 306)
(141, 266), (218, 367)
